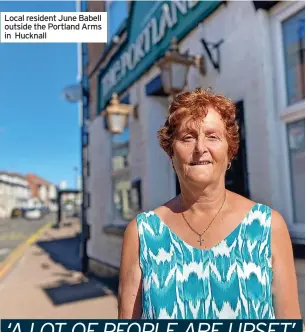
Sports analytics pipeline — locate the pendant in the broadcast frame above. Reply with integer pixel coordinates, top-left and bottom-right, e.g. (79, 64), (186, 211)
(197, 236), (204, 246)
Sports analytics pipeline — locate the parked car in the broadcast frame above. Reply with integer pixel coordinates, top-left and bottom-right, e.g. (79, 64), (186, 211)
(11, 208), (23, 218)
(24, 208), (43, 220)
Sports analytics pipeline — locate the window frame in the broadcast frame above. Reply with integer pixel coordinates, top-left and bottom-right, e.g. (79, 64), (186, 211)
(111, 146), (133, 223)
(271, 1), (305, 119)
(270, 1), (305, 239)
(110, 113), (141, 224)
(286, 119), (305, 226)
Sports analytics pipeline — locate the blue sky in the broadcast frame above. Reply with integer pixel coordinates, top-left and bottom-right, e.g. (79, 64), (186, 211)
(0, 1), (80, 188)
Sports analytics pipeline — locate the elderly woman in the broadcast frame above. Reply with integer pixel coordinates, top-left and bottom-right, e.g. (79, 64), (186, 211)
(118, 88), (301, 319)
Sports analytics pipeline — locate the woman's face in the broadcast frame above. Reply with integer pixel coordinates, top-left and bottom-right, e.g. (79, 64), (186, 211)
(172, 107), (229, 188)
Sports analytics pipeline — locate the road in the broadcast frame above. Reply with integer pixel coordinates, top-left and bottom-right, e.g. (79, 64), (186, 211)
(0, 214), (55, 263)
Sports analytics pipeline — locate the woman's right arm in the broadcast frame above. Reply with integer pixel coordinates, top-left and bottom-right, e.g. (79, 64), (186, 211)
(118, 218), (143, 319)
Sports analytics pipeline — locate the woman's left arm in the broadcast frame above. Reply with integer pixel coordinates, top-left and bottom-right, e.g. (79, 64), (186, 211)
(271, 210), (302, 319)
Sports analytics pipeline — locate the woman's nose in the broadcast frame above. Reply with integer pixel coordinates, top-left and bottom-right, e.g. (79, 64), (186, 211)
(194, 138), (207, 154)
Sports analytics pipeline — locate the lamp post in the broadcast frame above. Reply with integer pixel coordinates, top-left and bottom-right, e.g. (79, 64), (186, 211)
(104, 93), (134, 135)
(61, 50), (90, 274)
(156, 38), (205, 96)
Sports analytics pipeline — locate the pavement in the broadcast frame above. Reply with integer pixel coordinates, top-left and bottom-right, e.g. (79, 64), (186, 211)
(0, 219), (118, 318)
(0, 217), (304, 319)
(296, 258), (305, 320)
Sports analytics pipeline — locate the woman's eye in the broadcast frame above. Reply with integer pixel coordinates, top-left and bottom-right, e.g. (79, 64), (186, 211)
(183, 135), (194, 141)
(207, 135), (219, 140)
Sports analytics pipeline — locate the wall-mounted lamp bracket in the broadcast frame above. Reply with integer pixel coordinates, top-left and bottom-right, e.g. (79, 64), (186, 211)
(200, 38), (224, 73)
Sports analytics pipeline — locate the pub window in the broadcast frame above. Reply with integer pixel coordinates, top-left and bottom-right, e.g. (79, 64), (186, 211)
(273, 2), (305, 229)
(287, 120), (305, 225)
(111, 123), (139, 222)
(282, 8), (305, 226)
(282, 9), (305, 105)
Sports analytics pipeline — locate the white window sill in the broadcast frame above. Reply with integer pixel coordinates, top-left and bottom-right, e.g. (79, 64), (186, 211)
(103, 221), (129, 237)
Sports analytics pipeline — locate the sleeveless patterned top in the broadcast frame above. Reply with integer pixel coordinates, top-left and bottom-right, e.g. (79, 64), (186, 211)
(136, 203), (275, 319)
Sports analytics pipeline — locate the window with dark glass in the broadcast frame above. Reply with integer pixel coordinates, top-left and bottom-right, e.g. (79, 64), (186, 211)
(111, 123), (140, 221)
(281, 8), (305, 227)
(287, 120), (305, 225)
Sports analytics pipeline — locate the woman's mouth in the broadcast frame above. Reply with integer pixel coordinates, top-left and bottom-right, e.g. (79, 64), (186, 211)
(190, 161), (211, 166)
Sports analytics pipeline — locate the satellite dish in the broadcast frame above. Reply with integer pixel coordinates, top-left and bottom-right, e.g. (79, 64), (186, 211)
(62, 84), (82, 103)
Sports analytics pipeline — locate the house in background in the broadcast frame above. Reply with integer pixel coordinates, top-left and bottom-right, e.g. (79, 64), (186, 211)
(26, 173), (58, 211)
(0, 172), (31, 218)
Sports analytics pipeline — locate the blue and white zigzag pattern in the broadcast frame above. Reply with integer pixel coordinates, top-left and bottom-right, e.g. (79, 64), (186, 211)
(136, 203), (275, 319)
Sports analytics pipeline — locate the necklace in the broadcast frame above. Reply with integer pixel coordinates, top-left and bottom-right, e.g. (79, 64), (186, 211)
(181, 192), (227, 247)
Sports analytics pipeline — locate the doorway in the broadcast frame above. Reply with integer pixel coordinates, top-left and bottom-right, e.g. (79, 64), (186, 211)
(225, 101), (249, 197)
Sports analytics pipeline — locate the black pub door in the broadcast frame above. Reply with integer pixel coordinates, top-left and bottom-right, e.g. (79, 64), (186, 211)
(176, 100), (249, 197)
(225, 101), (249, 197)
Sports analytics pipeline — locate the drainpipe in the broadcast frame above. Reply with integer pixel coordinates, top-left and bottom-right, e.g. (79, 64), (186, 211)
(76, 0), (89, 274)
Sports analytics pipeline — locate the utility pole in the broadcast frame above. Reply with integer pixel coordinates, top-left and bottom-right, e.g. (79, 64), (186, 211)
(61, 0), (89, 274)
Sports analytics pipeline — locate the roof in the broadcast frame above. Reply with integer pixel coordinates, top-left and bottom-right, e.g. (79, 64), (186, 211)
(26, 174), (54, 198)
(9, 172), (27, 179)
(0, 171), (27, 179)
(26, 173), (52, 186)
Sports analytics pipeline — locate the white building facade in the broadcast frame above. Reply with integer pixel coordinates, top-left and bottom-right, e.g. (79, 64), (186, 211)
(0, 172), (31, 218)
(84, 0), (305, 274)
